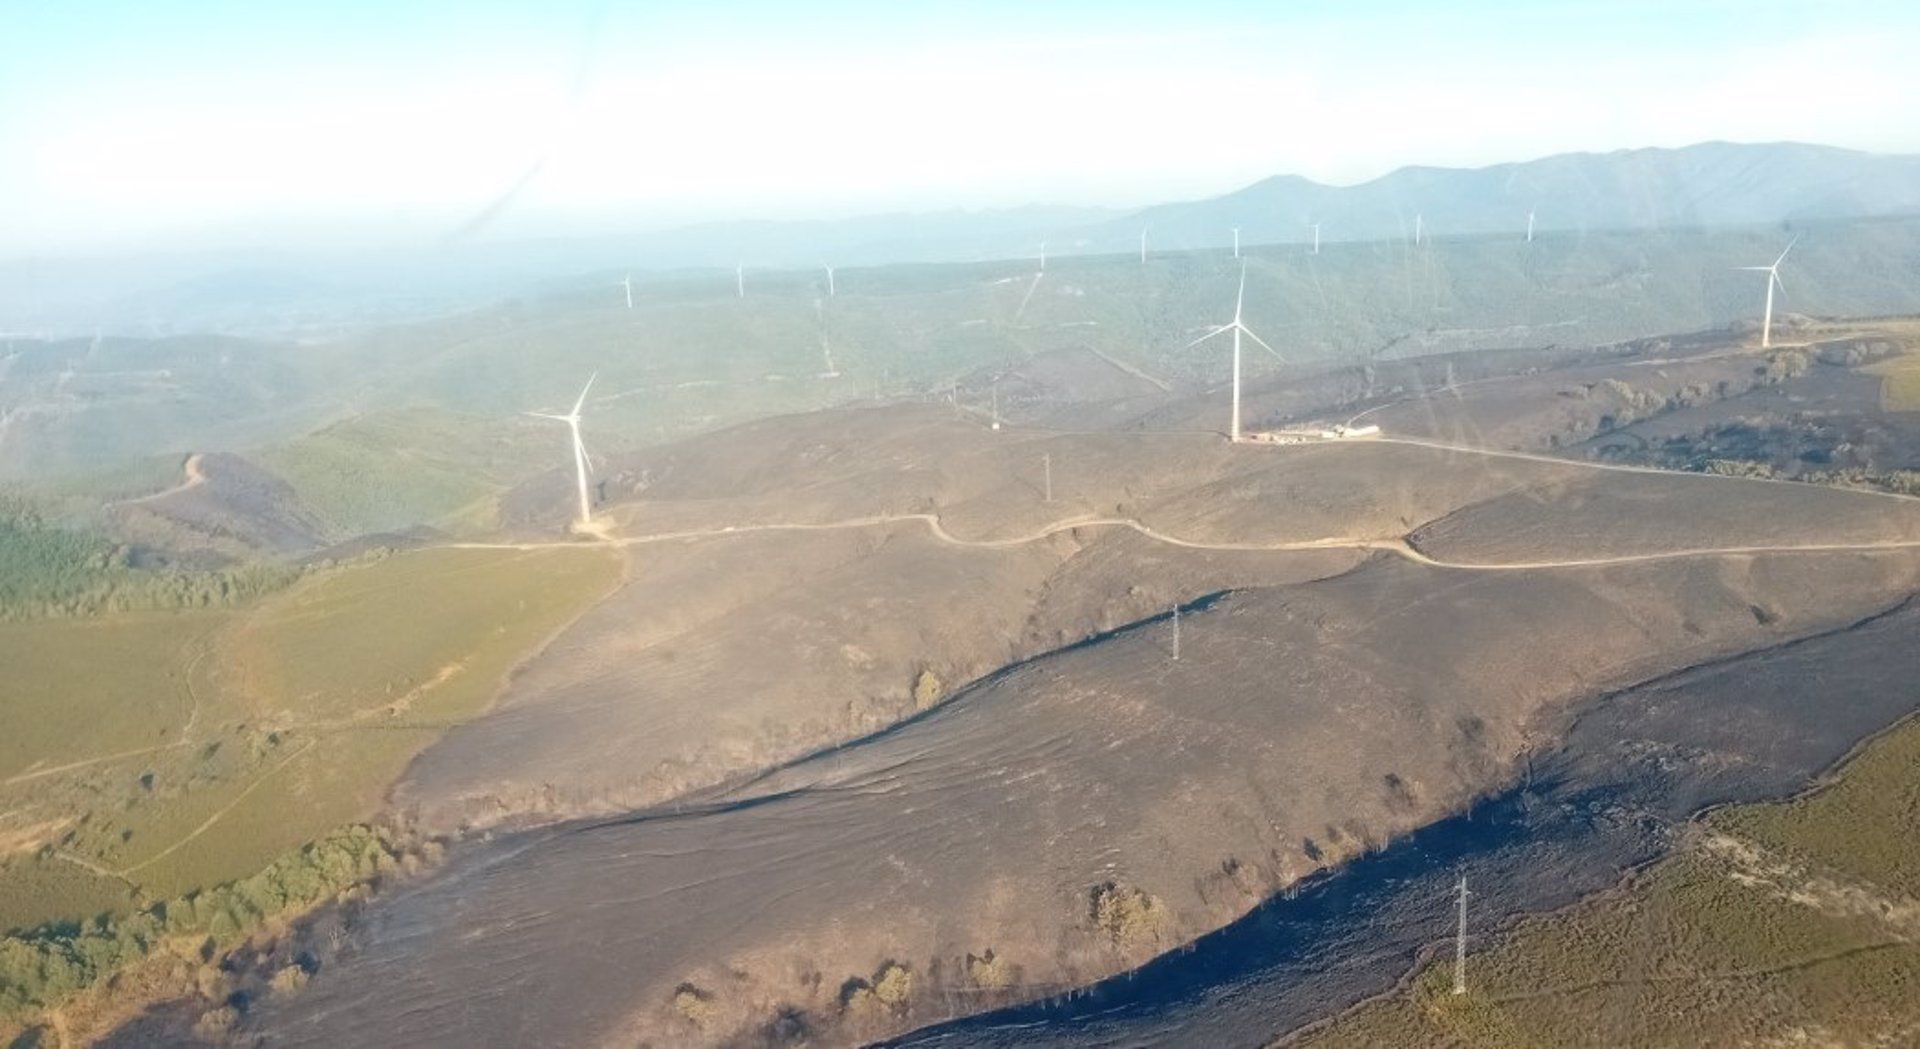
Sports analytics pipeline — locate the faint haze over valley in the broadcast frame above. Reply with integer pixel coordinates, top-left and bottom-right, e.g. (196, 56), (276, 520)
(5, 1), (1920, 254)
(6, 2), (1920, 337)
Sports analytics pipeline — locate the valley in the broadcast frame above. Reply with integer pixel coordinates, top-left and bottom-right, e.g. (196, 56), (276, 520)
(4, 213), (1920, 1049)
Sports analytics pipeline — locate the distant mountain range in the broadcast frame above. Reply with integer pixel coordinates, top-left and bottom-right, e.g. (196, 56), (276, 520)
(1084, 141), (1920, 254)
(3, 141), (1916, 336)
(520, 141), (1920, 268)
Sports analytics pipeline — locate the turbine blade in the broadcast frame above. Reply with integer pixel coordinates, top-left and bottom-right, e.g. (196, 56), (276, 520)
(571, 372), (599, 416)
(1178, 325), (1230, 351)
(1772, 270), (1785, 294)
(525, 411), (570, 421)
(1774, 234), (1799, 268)
(1240, 325), (1286, 362)
(574, 434), (592, 478)
(1735, 266), (1772, 271)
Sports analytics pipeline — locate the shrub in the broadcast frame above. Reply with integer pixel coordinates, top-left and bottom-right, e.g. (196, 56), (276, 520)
(911, 669), (944, 709)
(1090, 882), (1169, 950)
(840, 961), (914, 1020)
(965, 949), (1014, 990)
(672, 983), (715, 1027)
(192, 1005), (238, 1039)
(871, 961), (912, 1006)
(268, 963), (309, 997)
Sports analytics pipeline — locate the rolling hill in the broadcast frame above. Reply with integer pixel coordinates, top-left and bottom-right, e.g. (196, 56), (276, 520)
(1084, 141), (1920, 255)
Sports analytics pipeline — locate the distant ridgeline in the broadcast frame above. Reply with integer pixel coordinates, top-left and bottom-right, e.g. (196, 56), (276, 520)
(0, 500), (293, 619)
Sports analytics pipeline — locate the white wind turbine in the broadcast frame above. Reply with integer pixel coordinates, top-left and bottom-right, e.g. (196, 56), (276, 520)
(825, 264), (836, 297)
(1179, 261), (1284, 441)
(1414, 213), (1424, 245)
(527, 373), (598, 529)
(1311, 221), (1321, 255)
(621, 273), (633, 309)
(1525, 210), (1535, 243)
(735, 262), (745, 298)
(1738, 236), (1798, 348)
(1140, 226), (1149, 264)
(1231, 226), (1241, 258)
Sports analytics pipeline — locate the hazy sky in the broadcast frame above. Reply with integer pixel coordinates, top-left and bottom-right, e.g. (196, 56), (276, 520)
(5, 0), (1919, 256)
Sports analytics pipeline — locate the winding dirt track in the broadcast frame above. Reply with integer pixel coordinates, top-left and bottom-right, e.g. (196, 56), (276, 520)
(453, 512), (1920, 570)
(112, 451), (205, 506)
(449, 437), (1920, 568)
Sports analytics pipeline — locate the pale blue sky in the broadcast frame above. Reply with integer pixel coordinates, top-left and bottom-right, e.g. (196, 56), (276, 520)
(4, 1), (1919, 256)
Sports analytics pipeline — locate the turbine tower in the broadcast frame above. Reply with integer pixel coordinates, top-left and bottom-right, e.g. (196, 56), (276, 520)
(736, 263), (745, 298)
(1311, 222), (1321, 255)
(1231, 226), (1241, 258)
(1452, 875), (1470, 995)
(825, 264), (836, 297)
(526, 373), (598, 529)
(1738, 236), (1798, 349)
(1415, 213), (1424, 245)
(621, 273), (633, 310)
(1039, 241), (1048, 272)
(1526, 210), (1535, 243)
(1178, 261), (1284, 442)
(1140, 226), (1149, 264)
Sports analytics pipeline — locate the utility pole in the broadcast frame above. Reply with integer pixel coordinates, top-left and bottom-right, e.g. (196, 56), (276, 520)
(1453, 875), (1470, 996)
(1042, 453), (1052, 502)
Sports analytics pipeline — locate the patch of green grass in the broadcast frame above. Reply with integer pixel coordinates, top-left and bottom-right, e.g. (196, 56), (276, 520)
(1866, 354), (1920, 412)
(1296, 714), (1920, 1048)
(0, 612), (220, 781)
(258, 407), (558, 536)
(0, 543), (621, 931)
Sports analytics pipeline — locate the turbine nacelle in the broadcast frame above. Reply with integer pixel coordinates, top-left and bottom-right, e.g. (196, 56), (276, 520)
(527, 372), (599, 528)
(1737, 236), (1799, 349)
(1176, 261), (1285, 441)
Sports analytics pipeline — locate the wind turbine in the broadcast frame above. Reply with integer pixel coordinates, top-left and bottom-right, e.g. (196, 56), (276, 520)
(621, 273), (633, 309)
(1039, 241), (1048, 272)
(1738, 236), (1798, 348)
(1179, 261), (1284, 441)
(735, 263), (745, 298)
(1414, 213), (1424, 245)
(1525, 210), (1535, 243)
(526, 373), (598, 529)
(1140, 226), (1149, 264)
(1311, 222), (1321, 255)
(1231, 226), (1241, 258)
(825, 265), (836, 297)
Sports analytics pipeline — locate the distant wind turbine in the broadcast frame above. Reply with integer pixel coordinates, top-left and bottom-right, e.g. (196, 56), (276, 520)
(1311, 222), (1321, 255)
(735, 263), (745, 298)
(1140, 226), (1149, 264)
(825, 264), (836, 297)
(1039, 241), (1048, 272)
(1414, 213), (1424, 245)
(1231, 226), (1241, 258)
(1738, 236), (1798, 348)
(1179, 261), (1285, 441)
(1525, 210), (1535, 243)
(621, 273), (633, 309)
(526, 373), (598, 529)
